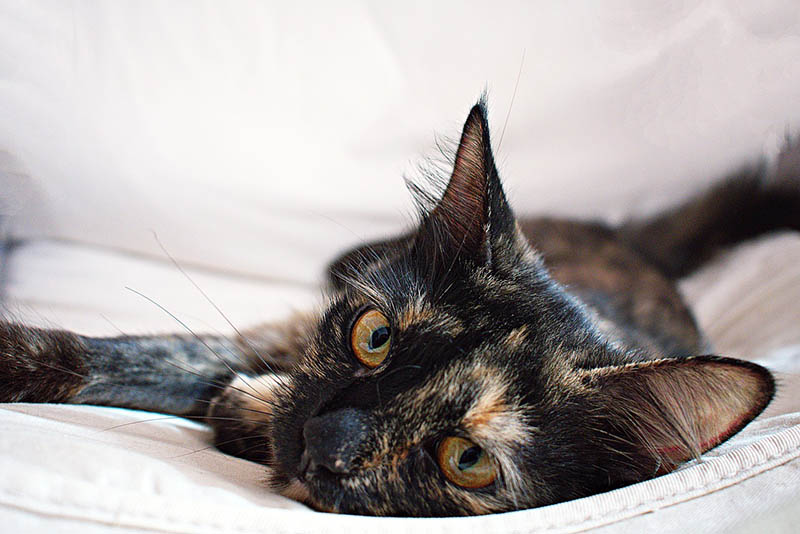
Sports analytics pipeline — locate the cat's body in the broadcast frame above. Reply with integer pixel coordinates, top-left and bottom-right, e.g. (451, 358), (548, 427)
(1, 101), (797, 516)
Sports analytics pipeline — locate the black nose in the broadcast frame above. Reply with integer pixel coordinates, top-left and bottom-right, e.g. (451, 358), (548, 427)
(302, 407), (370, 475)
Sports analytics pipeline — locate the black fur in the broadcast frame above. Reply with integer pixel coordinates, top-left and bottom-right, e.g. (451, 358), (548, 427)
(620, 139), (800, 278)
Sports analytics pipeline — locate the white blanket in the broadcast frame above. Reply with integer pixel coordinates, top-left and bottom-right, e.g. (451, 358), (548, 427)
(2, 234), (800, 533)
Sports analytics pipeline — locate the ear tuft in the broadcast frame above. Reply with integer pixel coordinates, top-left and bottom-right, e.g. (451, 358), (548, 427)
(414, 100), (520, 272)
(591, 356), (774, 476)
(429, 102), (494, 260)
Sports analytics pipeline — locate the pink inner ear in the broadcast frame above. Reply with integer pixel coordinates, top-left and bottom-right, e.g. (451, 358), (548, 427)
(599, 357), (774, 468)
(427, 104), (491, 257)
(655, 411), (749, 458)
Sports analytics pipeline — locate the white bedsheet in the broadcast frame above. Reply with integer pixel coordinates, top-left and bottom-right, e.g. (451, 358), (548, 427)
(1, 234), (799, 533)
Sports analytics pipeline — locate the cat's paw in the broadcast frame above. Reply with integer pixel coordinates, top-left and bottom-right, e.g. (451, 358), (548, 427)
(205, 372), (288, 464)
(0, 321), (87, 403)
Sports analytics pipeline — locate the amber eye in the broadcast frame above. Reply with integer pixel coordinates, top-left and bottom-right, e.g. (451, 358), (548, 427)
(437, 436), (497, 489)
(350, 309), (392, 368)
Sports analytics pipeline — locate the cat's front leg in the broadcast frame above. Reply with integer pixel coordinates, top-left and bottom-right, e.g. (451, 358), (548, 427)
(205, 372), (289, 465)
(205, 311), (314, 461)
(235, 311), (317, 374)
(0, 322), (89, 404)
(0, 320), (244, 415)
(0, 312), (313, 417)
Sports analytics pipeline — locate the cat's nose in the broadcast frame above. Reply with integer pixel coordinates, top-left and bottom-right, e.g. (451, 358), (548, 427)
(302, 407), (370, 475)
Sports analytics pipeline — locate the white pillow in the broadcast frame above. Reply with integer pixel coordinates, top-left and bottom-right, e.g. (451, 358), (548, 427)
(1, 403), (797, 534)
(2, 1), (800, 284)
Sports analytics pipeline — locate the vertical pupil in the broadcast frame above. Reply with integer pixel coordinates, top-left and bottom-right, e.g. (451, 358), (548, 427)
(458, 446), (482, 470)
(369, 326), (390, 349)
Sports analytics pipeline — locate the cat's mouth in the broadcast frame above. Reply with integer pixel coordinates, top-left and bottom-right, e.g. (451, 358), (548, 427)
(280, 477), (310, 500)
(268, 405), (345, 512)
(266, 440), (321, 509)
(268, 382), (328, 482)
(275, 462), (345, 513)
(274, 436), (376, 514)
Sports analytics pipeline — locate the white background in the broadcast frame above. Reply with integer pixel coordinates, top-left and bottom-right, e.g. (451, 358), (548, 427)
(1, 0), (800, 334)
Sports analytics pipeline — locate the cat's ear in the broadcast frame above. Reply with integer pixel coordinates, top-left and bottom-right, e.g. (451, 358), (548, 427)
(415, 100), (517, 267)
(326, 232), (413, 290)
(587, 356), (774, 480)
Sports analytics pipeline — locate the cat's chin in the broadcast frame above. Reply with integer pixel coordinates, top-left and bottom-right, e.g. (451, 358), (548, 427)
(280, 478), (313, 506)
(273, 469), (361, 514)
(278, 477), (343, 514)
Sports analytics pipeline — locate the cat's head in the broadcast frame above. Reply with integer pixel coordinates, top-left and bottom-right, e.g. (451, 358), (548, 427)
(268, 101), (774, 516)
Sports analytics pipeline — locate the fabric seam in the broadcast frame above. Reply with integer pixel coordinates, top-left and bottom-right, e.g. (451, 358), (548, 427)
(0, 436), (798, 534)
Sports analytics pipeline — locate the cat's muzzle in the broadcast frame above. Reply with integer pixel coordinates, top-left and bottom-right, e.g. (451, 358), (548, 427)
(300, 407), (371, 477)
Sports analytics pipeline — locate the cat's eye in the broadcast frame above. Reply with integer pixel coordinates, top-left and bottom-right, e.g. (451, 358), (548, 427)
(437, 436), (497, 489)
(350, 309), (392, 368)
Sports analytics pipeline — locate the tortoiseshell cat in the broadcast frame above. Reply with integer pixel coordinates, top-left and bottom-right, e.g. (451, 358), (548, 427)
(3, 100), (800, 516)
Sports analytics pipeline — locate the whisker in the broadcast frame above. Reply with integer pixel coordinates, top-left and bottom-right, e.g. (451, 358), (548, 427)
(193, 398), (277, 418)
(98, 313), (127, 336)
(124, 286), (269, 402)
(151, 231), (286, 384)
(159, 358), (280, 410)
(374, 365), (423, 408)
(169, 444), (220, 459)
(97, 414), (272, 434)
(497, 48), (526, 151)
(378, 364), (422, 381)
(97, 415), (184, 432)
(169, 433), (269, 459)
(24, 358), (91, 382)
